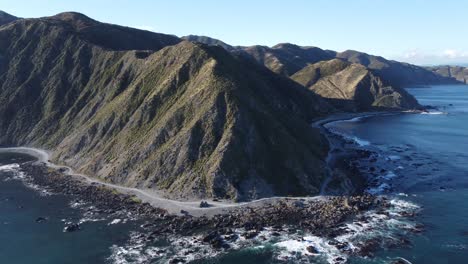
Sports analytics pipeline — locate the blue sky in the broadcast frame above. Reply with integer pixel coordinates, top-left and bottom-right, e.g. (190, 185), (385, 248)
(1, 0), (467, 65)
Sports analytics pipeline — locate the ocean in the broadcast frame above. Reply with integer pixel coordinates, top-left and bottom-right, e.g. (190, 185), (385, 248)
(1, 84), (467, 264)
(0, 153), (142, 264)
(327, 84), (468, 263)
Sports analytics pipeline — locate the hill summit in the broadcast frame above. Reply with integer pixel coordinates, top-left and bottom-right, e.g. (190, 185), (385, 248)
(0, 10), (19, 26)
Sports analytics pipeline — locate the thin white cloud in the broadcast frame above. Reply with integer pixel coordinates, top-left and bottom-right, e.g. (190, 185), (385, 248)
(395, 49), (468, 65)
(443, 49), (457, 59)
(403, 50), (420, 59)
(442, 49), (468, 59)
(403, 49), (424, 59)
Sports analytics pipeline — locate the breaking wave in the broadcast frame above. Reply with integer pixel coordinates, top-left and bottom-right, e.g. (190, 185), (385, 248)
(0, 163), (52, 196)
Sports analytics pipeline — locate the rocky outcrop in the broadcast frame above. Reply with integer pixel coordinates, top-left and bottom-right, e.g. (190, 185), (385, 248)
(292, 59), (421, 111)
(428, 65), (468, 84)
(182, 35), (236, 51)
(0, 12), (332, 201)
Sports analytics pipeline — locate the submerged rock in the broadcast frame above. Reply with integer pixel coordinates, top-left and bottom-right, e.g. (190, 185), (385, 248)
(169, 258), (186, 264)
(242, 231), (259, 239)
(63, 223), (81, 232)
(306, 245), (319, 254)
(391, 259), (412, 264)
(202, 231), (219, 243)
(35, 217), (47, 223)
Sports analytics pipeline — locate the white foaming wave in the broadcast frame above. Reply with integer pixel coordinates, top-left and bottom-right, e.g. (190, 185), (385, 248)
(275, 235), (346, 264)
(0, 163), (21, 171)
(347, 116), (365, 122)
(108, 226), (349, 264)
(109, 244), (161, 264)
(338, 131), (370, 147)
(109, 219), (123, 225)
(387, 155), (401, 161)
(326, 126), (371, 147)
(108, 232), (164, 264)
(0, 163), (25, 181)
(69, 200), (87, 208)
(382, 171), (397, 180)
(70, 203), (110, 224)
(106, 196), (422, 264)
(324, 113), (395, 129)
(365, 169), (400, 195)
(24, 182), (52, 196)
(327, 115), (369, 125)
(389, 198), (420, 211)
(78, 215), (106, 225)
(110, 227), (240, 264)
(444, 243), (468, 250)
(351, 136), (371, 146)
(0, 163), (52, 196)
(366, 183), (391, 195)
(421, 111), (447, 115)
(274, 197), (421, 263)
(338, 198), (420, 254)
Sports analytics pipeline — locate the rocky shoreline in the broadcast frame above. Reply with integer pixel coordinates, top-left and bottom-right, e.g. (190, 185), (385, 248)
(20, 162), (383, 234)
(314, 112), (383, 195)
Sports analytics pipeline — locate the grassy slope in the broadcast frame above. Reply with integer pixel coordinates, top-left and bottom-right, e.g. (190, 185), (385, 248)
(0, 14), (332, 201)
(292, 59), (421, 111)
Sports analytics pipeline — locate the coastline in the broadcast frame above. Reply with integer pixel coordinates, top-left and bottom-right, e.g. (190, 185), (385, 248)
(0, 110), (412, 216)
(0, 111), (424, 264)
(313, 111), (408, 195)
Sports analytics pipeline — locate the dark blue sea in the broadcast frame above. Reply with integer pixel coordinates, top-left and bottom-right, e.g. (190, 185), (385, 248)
(328, 85), (468, 263)
(1, 84), (467, 263)
(0, 153), (144, 264)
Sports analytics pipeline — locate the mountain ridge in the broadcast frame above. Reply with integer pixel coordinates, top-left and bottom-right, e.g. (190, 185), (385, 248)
(182, 35), (236, 51)
(183, 35), (461, 87)
(0, 12), (332, 201)
(184, 35), (426, 111)
(0, 10), (19, 26)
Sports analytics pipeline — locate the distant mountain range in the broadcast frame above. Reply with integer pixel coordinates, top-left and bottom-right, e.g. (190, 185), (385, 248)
(182, 35), (462, 110)
(427, 65), (468, 84)
(181, 36), (464, 87)
(0, 11), (462, 200)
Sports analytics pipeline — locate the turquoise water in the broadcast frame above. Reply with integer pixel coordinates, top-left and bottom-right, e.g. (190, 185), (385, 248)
(332, 85), (468, 263)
